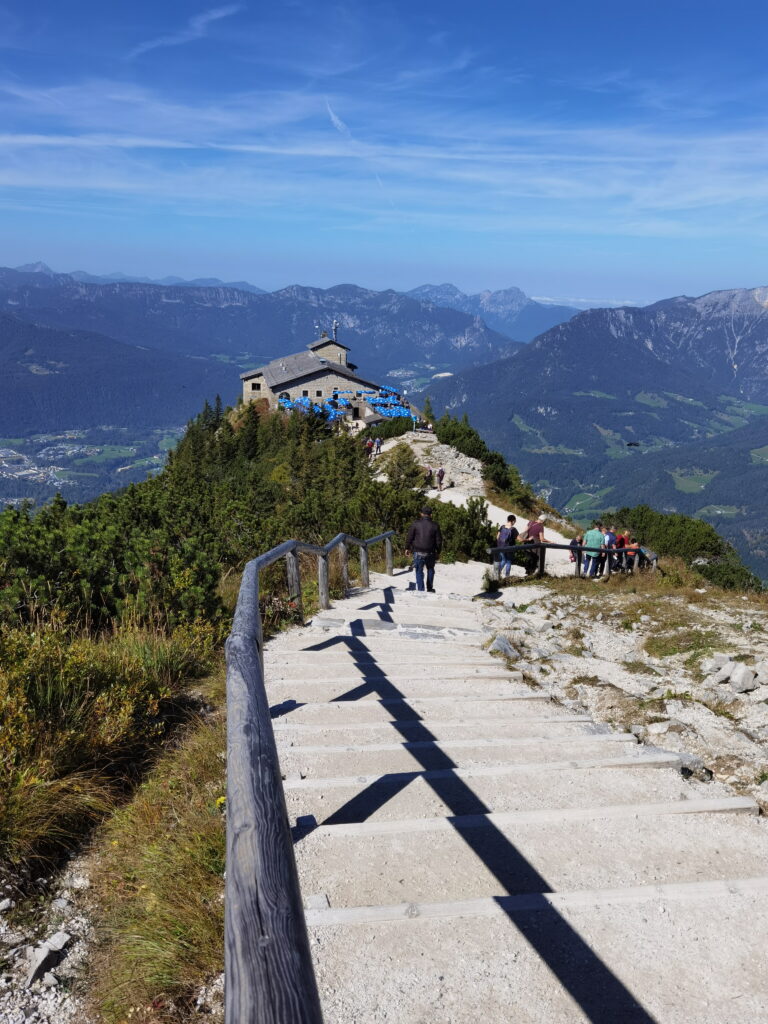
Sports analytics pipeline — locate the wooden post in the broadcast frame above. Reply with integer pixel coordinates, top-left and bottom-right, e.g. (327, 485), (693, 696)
(385, 536), (394, 576)
(359, 544), (370, 588)
(338, 539), (349, 595)
(285, 548), (303, 621)
(574, 548), (581, 578)
(317, 553), (330, 610)
(537, 544), (546, 578)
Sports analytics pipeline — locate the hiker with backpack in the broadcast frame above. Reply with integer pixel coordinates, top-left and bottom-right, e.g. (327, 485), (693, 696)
(496, 515), (519, 578)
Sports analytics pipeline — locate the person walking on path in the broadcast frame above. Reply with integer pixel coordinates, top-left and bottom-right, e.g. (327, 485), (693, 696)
(405, 508), (443, 592)
(496, 515), (519, 578)
(374, 436), (382, 456)
(436, 466), (445, 491)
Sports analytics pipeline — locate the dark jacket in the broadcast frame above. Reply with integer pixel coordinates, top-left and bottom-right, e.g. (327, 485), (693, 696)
(406, 517), (443, 554)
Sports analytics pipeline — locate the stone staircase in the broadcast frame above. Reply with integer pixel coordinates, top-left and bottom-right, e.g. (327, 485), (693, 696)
(264, 572), (768, 1023)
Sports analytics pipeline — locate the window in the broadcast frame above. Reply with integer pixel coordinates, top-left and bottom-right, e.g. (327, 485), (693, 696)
(302, 390), (309, 397)
(251, 381), (261, 391)
(316, 390), (323, 397)
(339, 353), (343, 362)
(278, 391), (290, 401)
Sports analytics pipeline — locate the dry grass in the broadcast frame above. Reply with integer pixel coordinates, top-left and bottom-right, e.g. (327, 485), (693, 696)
(89, 665), (227, 1024)
(0, 622), (218, 873)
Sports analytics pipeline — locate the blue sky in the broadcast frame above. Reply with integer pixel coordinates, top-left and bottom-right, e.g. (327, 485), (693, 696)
(2, 0), (768, 302)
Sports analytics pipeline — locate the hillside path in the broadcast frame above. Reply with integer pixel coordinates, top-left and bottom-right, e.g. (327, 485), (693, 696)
(375, 429), (575, 576)
(264, 560), (768, 1023)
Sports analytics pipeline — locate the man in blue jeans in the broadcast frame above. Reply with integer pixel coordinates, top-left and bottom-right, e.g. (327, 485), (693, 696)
(405, 508), (443, 592)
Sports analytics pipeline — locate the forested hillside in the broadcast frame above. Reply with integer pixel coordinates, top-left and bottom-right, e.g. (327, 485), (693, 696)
(1, 401), (500, 871)
(0, 313), (236, 433)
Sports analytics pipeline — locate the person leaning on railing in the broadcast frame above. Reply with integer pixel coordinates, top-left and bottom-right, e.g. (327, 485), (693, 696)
(582, 522), (604, 578)
(519, 514), (549, 577)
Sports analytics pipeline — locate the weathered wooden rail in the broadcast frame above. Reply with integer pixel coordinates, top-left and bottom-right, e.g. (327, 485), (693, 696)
(224, 529), (395, 1023)
(487, 541), (655, 579)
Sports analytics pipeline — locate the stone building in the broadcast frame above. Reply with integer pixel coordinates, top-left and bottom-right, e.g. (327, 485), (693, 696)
(240, 334), (386, 421)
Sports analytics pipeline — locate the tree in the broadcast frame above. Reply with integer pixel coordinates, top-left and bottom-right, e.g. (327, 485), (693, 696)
(381, 443), (425, 492)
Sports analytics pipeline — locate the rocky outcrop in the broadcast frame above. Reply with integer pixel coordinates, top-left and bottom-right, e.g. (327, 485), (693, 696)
(481, 586), (768, 807)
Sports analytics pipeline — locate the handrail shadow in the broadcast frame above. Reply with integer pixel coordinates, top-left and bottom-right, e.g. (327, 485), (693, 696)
(286, 595), (657, 1023)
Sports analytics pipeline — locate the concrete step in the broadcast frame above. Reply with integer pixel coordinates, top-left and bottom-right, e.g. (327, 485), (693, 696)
(267, 669), (518, 686)
(277, 733), (638, 777)
(311, 611), (484, 630)
(312, 796), (757, 838)
(273, 632), (487, 650)
(294, 809), (768, 908)
(310, 622), (489, 641)
(283, 759), (703, 824)
(265, 676), (530, 705)
(280, 732), (635, 754)
(305, 878), (768, 1022)
(265, 654), (498, 670)
(273, 715), (598, 745)
(270, 694), (554, 725)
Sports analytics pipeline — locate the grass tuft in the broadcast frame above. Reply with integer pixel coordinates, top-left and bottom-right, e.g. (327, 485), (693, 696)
(0, 621), (218, 872)
(90, 675), (226, 1023)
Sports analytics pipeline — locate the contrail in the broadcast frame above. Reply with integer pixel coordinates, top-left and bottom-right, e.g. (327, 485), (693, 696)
(325, 99), (353, 140)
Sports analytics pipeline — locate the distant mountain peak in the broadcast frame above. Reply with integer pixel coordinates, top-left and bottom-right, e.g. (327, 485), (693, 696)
(15, 262), (55, 275)
(404, 283), (578, 342)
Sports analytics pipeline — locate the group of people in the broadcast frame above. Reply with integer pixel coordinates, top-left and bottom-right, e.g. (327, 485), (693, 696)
(570, 522), (651, 577)
(405, 508), (655, 595)
(424, 465), (446, 490)
(493, 515), (655, 579)
(363, 436), (383, 458)
(494, 513), (549, 577)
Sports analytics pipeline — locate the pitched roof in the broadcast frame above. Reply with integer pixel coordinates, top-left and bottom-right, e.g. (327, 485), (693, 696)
(308, 337), (350, 352)
(240, 351), (380, 391)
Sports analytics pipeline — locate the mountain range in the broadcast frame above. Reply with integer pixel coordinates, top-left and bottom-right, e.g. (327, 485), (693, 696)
(15, 262), (266, 294)
(3, 262), (766, 577)
(16, 264), (578, 343)
(0, 314), (235, 435)
(422, 286), (768, 579)
(0, 269), (521, 387)
(405, 283), (579, 341)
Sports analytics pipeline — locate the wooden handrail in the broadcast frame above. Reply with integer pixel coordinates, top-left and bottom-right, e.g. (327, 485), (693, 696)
(224, 528), (395, 1023)
(486, 541), (655, 579)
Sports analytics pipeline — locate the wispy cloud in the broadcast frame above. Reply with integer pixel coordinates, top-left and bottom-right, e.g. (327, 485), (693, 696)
(3, 66), (768, 251)
(325, 99), (352, 140)
(127, 5), (243, 59)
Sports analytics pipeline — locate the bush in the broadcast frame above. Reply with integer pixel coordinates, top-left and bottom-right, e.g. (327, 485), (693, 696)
(359, 417), (414, 441)
(617, 504), (763, 592)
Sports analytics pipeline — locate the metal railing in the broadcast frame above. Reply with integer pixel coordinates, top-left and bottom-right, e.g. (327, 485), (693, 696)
(486, 542), (655, 578)
(224, 529), (395, 1023)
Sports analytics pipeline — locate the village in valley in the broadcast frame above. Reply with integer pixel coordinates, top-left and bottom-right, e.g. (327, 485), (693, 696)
(0, 428), (183, 505)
